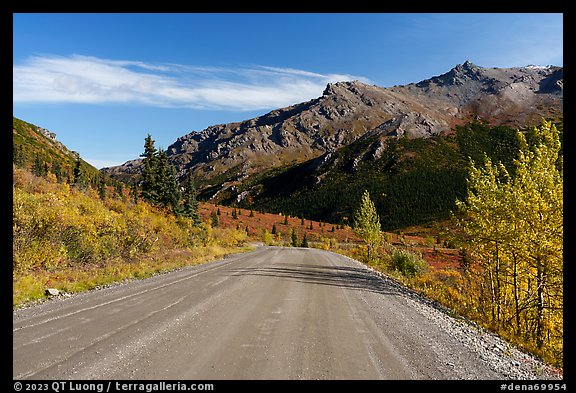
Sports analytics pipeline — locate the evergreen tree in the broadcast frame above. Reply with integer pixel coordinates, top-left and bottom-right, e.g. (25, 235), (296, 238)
(232, 209), (238, 219)
(114, 181), (124, 200)
(32, 156), (46, 177)
(301, 233), (309, 248)
(271, 224), (277, 235)
(97, 179), (106, 199)
(130, 182), (139, 203)
(181, 177), (201, 225)
(211, 210), (220, 227)
(458, 248), (471, 269)
(52, 161), (63, 183)
(249, 210), (255, 217)
(140, 134), (161, 204)
(44, 162), (50, 177)
(291, 229), (299, 247)
(284, 215), (289, 225)
(156, 149), (181, 212)
(13, 144), (26, 167)
(73, 158), (87, 190)
(139, 135), (181, 214)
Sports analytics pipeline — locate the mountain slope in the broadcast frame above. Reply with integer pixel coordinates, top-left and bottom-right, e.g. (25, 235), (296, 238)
(13, 117), (103, 184)
(102, 62), (563, 205)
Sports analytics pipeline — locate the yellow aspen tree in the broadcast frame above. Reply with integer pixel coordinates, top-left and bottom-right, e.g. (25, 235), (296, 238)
(457, 120), (562, 364)
(456, 158), (512, 325)
(353, 190), (382, 263)
(510, 121), (563, 352)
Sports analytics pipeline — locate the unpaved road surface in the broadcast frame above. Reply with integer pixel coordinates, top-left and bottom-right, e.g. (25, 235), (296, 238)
(13, 247), (559, 380)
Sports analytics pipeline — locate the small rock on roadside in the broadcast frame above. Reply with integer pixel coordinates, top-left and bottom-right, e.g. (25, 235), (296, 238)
(45, 288), (59, 296)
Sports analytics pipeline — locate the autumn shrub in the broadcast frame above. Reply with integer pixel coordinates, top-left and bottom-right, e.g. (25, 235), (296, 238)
(211, 227), (248, 248)
(412, 269), (475, 315)
(388, 247), (427, 277)
(13, 166), (253, 307)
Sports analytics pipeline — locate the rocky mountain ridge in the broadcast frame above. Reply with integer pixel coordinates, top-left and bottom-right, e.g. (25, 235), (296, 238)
(102, 61), (563, 198)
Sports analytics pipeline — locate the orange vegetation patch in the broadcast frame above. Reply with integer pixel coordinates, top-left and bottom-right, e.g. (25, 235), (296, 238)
(198, 203), (361, 243)
(198, 203), (463, 269)
(419, 247), (462, 270)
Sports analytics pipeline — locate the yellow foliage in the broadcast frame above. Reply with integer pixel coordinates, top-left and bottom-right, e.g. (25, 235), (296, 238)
(454, 120), (563, 367)
(212, 228), (248, 248)
(262, 230), (274, 246)
(13, 166), (251, 306)
(46, 172), (58, 184)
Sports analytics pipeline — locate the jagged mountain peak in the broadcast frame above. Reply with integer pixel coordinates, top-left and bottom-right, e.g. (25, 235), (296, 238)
(416, 61), (487, 89)
(322, 80), (371, 96)
(456, 59), (479, 71)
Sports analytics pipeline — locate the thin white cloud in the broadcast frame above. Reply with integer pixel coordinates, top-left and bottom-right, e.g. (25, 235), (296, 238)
(13, 54), (369, 111)
(83, 158), (125, 170)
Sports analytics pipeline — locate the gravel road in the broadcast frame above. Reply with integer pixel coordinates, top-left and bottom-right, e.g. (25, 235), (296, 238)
(13, 247), (561, 380)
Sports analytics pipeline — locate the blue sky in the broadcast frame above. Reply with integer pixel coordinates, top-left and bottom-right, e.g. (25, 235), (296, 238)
(13, 13), (563, 168)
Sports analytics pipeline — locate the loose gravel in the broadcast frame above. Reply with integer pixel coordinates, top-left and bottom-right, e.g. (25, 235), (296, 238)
(335, 251), (563, 380)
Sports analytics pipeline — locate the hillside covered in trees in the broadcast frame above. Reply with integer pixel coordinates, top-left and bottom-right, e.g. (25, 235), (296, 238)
(227, 121), (562, 231)
(13, 117), (127, 197)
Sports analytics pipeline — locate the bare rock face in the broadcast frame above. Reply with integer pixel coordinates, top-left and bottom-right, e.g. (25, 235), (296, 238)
(371, 112), (449, 139)
(102, 62), (562, 199)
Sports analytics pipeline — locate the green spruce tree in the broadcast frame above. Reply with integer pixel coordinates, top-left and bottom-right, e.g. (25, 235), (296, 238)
(181, 176), (201, 225)
(130, 182), (139, 203)
(140, 134), (161, 204)
(156, 149), (181, 212)
(291, 229), (299, 247)
(73, 158), (87, 190)
(33, 156), (46, 177)
(211, 210), (220, 227)
(97, 179), (106, 199)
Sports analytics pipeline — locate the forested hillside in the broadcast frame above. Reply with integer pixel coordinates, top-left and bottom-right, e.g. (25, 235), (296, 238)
(13, 117), (124, 194)
(231, 121), (562, 231)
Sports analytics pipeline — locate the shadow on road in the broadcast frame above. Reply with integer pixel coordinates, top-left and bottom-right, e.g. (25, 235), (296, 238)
(228, 263), (402, 295)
